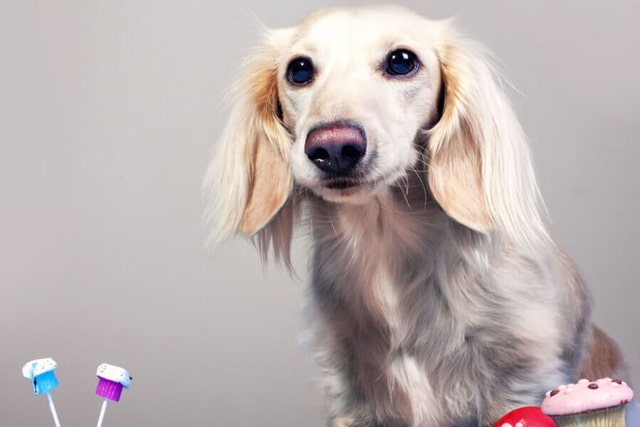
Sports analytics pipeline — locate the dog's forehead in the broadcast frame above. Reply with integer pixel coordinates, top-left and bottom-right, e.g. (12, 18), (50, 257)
(288, 6), (443, 56)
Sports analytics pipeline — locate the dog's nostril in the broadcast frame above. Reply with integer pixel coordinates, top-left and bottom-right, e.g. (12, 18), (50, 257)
(308, 147), (331, 165)
(341, 144), (362, 161)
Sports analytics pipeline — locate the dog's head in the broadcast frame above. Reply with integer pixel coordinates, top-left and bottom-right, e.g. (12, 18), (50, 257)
(204, 5), (548, 259)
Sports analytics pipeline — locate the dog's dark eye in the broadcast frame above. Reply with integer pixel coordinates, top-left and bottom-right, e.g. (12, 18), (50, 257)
(386, 49), (420, 76)
(287, 57), (314, 85)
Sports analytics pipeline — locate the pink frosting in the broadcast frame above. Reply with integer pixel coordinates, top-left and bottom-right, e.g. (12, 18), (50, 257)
(541, 378), (634, 416)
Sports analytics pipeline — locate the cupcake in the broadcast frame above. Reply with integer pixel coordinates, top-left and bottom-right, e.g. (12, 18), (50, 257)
(541, 378), (633, 427)
(96, 363), (132, 402)
(493, 406), (556, 426)
(22, 358), (59, 395)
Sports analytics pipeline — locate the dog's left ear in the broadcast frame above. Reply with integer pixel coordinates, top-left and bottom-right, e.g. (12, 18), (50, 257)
(428, 37), (549, 246)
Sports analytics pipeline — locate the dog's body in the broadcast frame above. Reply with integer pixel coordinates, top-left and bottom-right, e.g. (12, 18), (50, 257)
(307, 191), (588, 427)
(205, 6), (625, 426)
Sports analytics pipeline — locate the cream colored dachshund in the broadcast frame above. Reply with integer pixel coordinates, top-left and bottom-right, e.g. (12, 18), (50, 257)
(204, 5), (626, 426)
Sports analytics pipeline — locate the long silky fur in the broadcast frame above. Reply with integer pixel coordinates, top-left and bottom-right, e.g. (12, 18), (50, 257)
(205, 6), (625, 427)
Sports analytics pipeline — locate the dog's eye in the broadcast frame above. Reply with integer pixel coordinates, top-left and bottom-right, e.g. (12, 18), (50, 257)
(287, 57), (314, 85)
(386, 49), (420, 77)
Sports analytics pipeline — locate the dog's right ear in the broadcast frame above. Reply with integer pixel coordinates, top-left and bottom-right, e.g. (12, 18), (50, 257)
(203, 30), (295, 256)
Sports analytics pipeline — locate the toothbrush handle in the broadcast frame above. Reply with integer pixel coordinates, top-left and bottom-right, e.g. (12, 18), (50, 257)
(96, 398), (108, 427)
(45, 392), (61, 427)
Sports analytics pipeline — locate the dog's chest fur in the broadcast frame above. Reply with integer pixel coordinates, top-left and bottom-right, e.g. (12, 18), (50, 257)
(308, 189), (568, 426)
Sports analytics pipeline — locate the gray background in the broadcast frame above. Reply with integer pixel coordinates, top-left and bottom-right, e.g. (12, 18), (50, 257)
(1, 1), (638, 426)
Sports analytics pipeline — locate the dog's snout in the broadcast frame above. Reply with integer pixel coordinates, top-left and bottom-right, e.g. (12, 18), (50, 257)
(305, 124), (366, 175)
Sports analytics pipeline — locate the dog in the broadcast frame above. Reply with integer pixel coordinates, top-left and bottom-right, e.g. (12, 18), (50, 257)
(204, 5), (627, 426)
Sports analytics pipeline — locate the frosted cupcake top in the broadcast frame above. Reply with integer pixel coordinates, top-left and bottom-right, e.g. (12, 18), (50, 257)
(541, 378), (633, 416)
(96, 363), (132, 388)
(22, 358), (57, 379)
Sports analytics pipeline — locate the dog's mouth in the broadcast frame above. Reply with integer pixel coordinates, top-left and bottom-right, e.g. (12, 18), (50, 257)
(312, 176), (385, 203)
(325, 178), (361, 190)
(302, 156), (405, 203)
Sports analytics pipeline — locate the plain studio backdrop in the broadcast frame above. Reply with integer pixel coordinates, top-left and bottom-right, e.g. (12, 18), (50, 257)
(1, 1), (638, 426)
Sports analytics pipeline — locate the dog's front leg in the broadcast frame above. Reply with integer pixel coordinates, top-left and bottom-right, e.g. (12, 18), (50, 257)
(319, 366), (377, 427)
(313, 329), (379, 426)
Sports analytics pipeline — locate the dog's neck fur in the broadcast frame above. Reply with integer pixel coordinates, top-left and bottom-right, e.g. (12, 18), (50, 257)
(305, 172), (571, 426)
(308, 171), (493, 329)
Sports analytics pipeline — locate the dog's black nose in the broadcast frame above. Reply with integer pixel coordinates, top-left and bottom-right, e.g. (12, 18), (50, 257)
(305, 124), (366, 175)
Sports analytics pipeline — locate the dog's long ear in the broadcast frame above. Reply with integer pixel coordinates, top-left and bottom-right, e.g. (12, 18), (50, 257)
(429, 36), (549, 246)
(204, 30), (297, 262)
